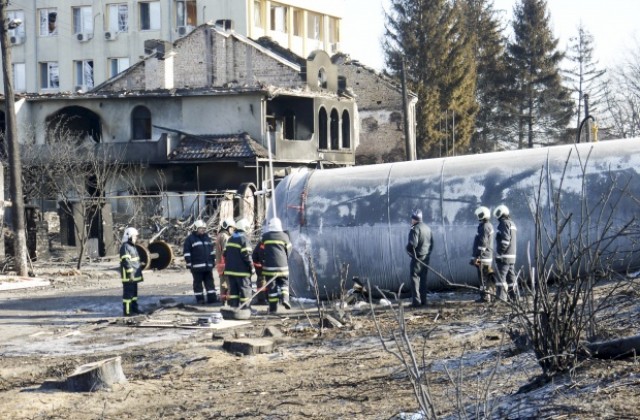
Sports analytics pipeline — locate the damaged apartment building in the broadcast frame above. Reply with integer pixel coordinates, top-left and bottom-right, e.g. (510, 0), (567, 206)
(0, 0), (415, 259)
(7, 22), (358, 257)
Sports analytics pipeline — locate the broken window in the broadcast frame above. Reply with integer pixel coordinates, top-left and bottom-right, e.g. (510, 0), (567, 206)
(109, 57), (130, 77)
(13, 63), (26, 92)
(8, 10), (25, 38)
(176, 1), (196, 27)
(74, 60), (94, 90)
(39, 62), (59, 89)
(73, 6), (93, 34)
(341, 110), (351, 149)
(318, 108), (328, 150)
(39, 8), (57, 36)
(132, 106), (152, 140)
(140, 1), (161, 31)
(307, 12), (322, 40)
(330, 109), (339, 150)
(107, 4), (129, 33)
(270, 3), (287, 33)
(317, 68), (327, 89)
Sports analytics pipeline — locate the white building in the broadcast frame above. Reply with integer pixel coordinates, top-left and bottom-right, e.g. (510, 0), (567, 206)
(3, 0), (343, 94)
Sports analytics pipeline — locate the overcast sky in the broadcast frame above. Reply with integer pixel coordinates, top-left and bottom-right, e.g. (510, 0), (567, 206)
(341, 0), (640, 71)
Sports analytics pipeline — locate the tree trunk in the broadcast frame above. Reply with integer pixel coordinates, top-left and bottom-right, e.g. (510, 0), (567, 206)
(64, 356), (127, 392)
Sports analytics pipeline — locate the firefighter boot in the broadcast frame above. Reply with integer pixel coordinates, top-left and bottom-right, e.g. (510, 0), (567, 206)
(131, 301), (144, 315)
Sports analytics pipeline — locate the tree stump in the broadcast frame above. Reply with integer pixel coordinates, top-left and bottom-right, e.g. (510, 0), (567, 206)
(64, 356), (128, 392)
(222, 338), (275, 355)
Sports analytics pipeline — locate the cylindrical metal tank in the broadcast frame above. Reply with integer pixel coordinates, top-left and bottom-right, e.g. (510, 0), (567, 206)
(272, 139), (640, 299)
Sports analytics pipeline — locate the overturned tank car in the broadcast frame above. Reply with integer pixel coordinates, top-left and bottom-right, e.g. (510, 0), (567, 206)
(271, 138), (640, 299)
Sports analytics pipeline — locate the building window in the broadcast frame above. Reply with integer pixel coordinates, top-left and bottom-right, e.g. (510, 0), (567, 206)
(8, 10), (25, 38)
(307, 12), (322, 40)
(75, 60), (94, 90)
(317, 68), (327, 89)
(330, 109), (339, 150)
(329, 17), (340, 43)
(292, 10), (303, 36)
(40, 62), (59, 89)
(73, 6), (93, 34)
(139, 2), (161, 31)
(270, 4), (287, 33)
(107, 4), (129, 33)
(176, 1), (196, 27)
(13, 63), (26, 92)
(132, 106), (152, 140)
(39, 8), (58, 36)
(318, 108), (328, 150)
(341, 110), (350, 149)
(109, 57), (130, 77)
(253, 1), (262, 27)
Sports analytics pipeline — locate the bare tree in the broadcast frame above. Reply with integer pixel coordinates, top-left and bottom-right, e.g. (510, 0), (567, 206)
(21, 124), (130, 269)
(510, 147), (639, 378)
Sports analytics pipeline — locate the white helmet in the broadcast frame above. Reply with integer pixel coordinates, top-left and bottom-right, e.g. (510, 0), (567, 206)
(267, 217), (283, 232)
(235, 218), (251, 232)
(193, 219), (206, 229)
(474, 206), (490, 221)
(122, 227), (139, 242)
(221, 218), (235, 230)
(493, 204), (510, 219)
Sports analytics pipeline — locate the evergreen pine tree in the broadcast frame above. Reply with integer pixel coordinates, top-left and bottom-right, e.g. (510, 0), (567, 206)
(384, 0), (477, 158)
(502, 0), (573, 148)
(460, 0), (508, 152)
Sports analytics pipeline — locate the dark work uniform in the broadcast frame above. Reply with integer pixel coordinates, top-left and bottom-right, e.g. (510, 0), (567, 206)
(495, 215), (518, 301)
(223, 231), (254, 308)
(120, 241), (144, 316)
(472, 219), (495, 302)
(252, 242), (268, 304)
(183, 231), (217, 304)
(260, 230), (292, 312)
(406, 221), (432, 307)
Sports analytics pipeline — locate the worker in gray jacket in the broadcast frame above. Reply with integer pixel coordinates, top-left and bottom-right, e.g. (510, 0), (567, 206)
(471, 206), (496, 303)
(406, 209), (432, 307)
(494, 204), (518, 301)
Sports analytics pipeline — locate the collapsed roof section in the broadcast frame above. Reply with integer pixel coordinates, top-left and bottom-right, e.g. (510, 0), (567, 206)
(167, 132), (269, 161)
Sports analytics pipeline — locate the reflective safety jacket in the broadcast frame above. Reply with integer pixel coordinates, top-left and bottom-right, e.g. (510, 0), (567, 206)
(472, 220), (494, 264)
(120, 241), (144, 282)
(183, 232), (215, 272)
(223, 232), (253, 277)
(260, 231), (292, 277)
(496, 216), (517, 264)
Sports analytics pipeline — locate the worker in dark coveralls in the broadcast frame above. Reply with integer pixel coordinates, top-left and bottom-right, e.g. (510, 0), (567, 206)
(471, 206), (496, 303)
(251, 223), (269, 305)
(183, 220), (218, 304)
(260, 217), (292, 312)
(223, 218), (255, 308)
(494, 204), (518, 301)
(120, 227), (144, 316)
(406, 209), (432, 307)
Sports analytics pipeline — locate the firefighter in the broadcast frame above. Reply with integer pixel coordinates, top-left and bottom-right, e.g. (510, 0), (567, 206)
(251, 223), (269, 305)
(216, 219), (235, 305)
(471, 206), (496, 303)
(261, 217), (292, 312)
(494, 204), (518, 301)
(183, 220), (217, 304)
(120, 227), (144, 316)
(406, 209), (432, 307)
(223, 218), (254, 309)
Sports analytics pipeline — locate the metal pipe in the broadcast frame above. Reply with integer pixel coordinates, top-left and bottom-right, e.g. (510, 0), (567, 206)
(272, 138), (640, 298)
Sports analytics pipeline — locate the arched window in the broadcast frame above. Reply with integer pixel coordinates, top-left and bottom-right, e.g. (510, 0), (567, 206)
(317, 68), (327, 89)
(131, 105), (152, 140)
(330, 108), (339, 150)
(318, 107), (328, 149)
(341, 110), (351, 149)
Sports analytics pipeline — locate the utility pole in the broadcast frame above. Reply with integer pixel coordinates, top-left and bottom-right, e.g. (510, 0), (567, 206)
(0, 1), (28, 276)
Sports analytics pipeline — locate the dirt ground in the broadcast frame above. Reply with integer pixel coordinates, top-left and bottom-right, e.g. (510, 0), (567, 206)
(1, 261), (640, 419)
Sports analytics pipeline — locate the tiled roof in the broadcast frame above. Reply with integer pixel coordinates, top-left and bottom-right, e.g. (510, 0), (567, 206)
(167, 133), (270, 161)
